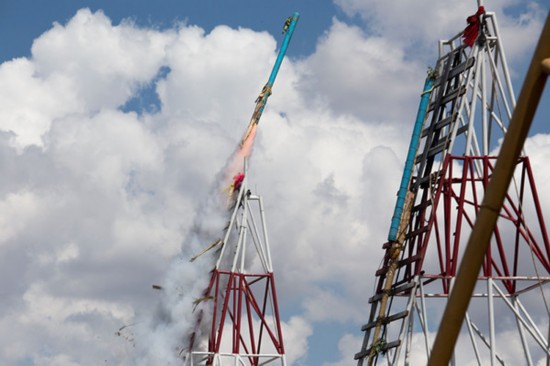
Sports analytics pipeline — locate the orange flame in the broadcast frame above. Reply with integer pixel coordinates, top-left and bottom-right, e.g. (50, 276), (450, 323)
(223, 123), (258, 185)
(239, 123), (258, 160)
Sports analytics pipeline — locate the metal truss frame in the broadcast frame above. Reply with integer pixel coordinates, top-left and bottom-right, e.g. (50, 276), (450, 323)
(356, 10), (550, 366)
(190, 179), (286, 366)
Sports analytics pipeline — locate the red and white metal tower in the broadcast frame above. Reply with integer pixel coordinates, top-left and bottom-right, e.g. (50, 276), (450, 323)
(356, 6), (550, 365)
(189, 170), (286, 366)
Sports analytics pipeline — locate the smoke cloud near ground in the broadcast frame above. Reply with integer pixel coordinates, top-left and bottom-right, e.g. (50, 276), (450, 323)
(133, 182), (228, 364)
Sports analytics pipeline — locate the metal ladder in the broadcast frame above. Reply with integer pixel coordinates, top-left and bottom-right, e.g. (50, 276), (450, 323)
(355, 44), (476, 365)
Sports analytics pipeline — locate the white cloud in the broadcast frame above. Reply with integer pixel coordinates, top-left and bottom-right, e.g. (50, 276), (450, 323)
(333, 0), (545, 47)
(0, 191), (40, 243)
(32, 8), (174, 112)
(158, 24), (277, 127)
(0, 58), (77, 151)
(297, 19), (425, 123)
(303, 288), (365, 323)
(0, 281), (134, 364)
(332, 0), (547, 76)
(0, 8), (175, 152)
(282, 316), (314, 365)
(48, 109), (162, 192)
(323, 333), (362, 366)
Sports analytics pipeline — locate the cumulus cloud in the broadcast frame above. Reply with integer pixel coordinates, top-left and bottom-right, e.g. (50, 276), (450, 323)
(296, 19), (425, 123)
(333, 0), (547, 75)
(32, 9), (174, 111)
(158, 25), (276, 125)
(323, 333), (362, 366)
(0, 3), (548, 365)
(281, 317), (314, 365)
(334, 0), (476, 44)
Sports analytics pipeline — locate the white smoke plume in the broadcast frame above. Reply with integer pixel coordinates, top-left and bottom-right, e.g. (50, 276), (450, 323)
(134, 142), (252, 364)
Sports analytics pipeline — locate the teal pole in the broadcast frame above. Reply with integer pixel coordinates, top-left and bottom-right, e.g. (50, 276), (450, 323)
(253, 12), (299, 125)
(388, 76), (434, 242)
(267, 12), (300, 87)
(238, 13), (299, 146)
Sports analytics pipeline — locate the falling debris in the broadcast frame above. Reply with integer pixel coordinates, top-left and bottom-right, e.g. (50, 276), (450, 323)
(116, 324), (135, 346)
(190, 239), (223, 262)
(192, 295), (214, 311)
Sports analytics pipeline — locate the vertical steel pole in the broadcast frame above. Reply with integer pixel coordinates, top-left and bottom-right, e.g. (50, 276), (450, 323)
(465, 45), (481, 156)
(419, 280), (431, 358)
(481, 47), (488, 155)
(513, 297), (534, 366)
(488, 278), (496, 365)
(465, 313), (482, 364)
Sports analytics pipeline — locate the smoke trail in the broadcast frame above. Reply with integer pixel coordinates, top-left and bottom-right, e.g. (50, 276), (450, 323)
(133, 123), (259, 365)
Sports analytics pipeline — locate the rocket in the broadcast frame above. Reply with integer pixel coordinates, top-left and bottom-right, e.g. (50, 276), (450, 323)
(239, 12), (300, 147)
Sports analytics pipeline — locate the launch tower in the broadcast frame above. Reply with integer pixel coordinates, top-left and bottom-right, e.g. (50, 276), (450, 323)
(189, 171), (286, 366)
(355, 6), (550, 365)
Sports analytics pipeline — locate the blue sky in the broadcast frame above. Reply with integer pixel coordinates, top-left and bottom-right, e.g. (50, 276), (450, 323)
(0, 1), (549, 365)
(1, 0), (340, 61)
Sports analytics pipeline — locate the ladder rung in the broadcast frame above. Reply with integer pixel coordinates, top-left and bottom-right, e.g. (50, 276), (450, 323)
(375, 266), (389, 277)
(361, 310), (409, 331)
(406, 224), (429, 238)
(355, 340), (402, 360)
(441, 87), (467, 106)
(415, 138), (449, 164)
(354, 349), (369, 360)
(392, 280), (416, 295)
(446, 57), (475, 82)
(368, 292), (383, 304)
(414, 174), (432, 188)
(428, 85), (467, 112)
(421, 116), (453, 138)
(411, 198), (432, 212)
(369, 281), (416, 303)
(417, 169), (444, 185)
(399, 253), (422, 267)
(456, 124), (469, 136)
(375, 255), (422, 276)
(426, 140), (447, 158)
